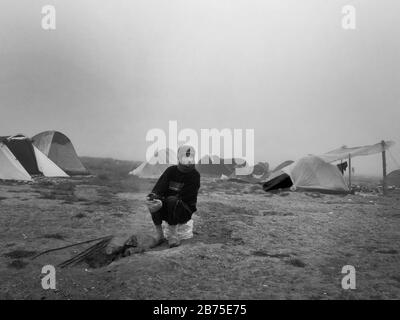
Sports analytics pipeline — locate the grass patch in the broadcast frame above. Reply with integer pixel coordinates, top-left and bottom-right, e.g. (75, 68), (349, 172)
(286, 258), (306, 268)
(376, 249), (398, 254)
(74, 213), (86, 219)
(42, 233), (65, 240)
(262, 211), (294, 216)
(251, 251), (291, 258)
(8, 260), (28, 269)
(3, 249), (37, 259)
(35, 181), (80, 202)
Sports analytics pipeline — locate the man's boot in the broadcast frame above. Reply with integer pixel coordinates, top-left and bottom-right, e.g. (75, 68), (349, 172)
(150, 225), (166, 248)
(168, 224), (181, 248)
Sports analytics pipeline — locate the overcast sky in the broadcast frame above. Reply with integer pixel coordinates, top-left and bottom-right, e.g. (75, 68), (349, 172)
(0, 0), (399, 175)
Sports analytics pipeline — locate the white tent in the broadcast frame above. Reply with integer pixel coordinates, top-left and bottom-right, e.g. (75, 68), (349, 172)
(33, 146), (69, 178)
(0, 143), (32, 181)
(32, 131), (89, 175)
(284, 156), (349, 193)
(129, 149), (177, 178)
(271, 160), (294, 173)
(0, 135), (69, 181)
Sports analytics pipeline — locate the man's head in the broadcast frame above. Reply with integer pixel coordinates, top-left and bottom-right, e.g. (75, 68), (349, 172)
(177, 145), (196, 172)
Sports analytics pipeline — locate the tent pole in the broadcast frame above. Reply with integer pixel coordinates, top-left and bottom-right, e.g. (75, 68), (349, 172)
(348, 154), (352, 189)
(381, 140), (387, 195)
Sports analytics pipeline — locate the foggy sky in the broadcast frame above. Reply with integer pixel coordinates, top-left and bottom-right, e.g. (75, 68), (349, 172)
(0, 0), (399, 175)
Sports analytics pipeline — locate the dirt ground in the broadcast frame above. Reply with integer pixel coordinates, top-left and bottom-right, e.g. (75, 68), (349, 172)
(0, 159), (400, 300)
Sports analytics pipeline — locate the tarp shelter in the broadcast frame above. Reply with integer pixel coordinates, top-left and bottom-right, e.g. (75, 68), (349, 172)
(130, 149), (177, 178)
(263, 156), (349, 193)
(0, 135), (68, 181)
(32, 131), (88, 175)
(319, 140), (395, 194)
(319, 141), (395, 163)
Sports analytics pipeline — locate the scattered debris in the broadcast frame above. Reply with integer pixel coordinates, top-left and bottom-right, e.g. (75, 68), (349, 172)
(59, 236), (114, 268)
(32, 235), (113, 260)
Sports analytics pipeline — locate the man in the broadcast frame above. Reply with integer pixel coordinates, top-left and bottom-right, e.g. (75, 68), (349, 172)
(146, 145), (200, 248)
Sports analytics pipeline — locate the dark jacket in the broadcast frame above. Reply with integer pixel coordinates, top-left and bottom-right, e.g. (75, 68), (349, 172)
(151, 165), (200, 212)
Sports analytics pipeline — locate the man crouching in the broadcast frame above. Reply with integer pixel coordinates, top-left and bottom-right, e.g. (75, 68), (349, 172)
(146, 145), (200, 248)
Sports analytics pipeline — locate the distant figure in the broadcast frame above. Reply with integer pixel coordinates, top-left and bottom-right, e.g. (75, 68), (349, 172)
(146, 145), (200, 248)
(337, 161), (348, 174)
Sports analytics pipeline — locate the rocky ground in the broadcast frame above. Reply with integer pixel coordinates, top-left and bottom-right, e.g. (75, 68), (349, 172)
(0, 159), (399, 300)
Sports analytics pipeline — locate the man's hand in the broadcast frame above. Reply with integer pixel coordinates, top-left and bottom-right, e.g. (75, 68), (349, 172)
(146, 193), (157, 201)
(146, 193), (163, 213)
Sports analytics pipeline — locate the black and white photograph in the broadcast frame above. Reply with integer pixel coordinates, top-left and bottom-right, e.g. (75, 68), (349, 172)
(0, 0), (399, 305)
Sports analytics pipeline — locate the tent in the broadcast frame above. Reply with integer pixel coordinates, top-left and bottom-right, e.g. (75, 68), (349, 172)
(1, 135), (41, 175)
(0, 135), (68, 181)
(196, 155), (244, 177)
(263, 156), (349, 193)
(262, 171), (293, 191)
(227, 162), (270, 183)
(33, 146), (69, 177)
(32, 131), (88, 175)
(271, 160), (294, 173)
(288, 156), (349, 193)
(130, 148), (177, 178)
(387, 170), (400, 187)
(0, 143), (32, 181)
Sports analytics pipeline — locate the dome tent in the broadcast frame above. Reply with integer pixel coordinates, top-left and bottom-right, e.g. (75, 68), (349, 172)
(387, 170), (400, 187)
(263, 156), (349, 193)
(288, 156), (349, 193)
(262, 170), (293, 191)
(227, 162), (270, 183)
(0, 134), (68, 181)
(129, 148), (178, 179)
(1, 135), (41, 175)
(32, 131), (88, 176)
(196, 155), (245, 177)
(0, 142), (32, 181)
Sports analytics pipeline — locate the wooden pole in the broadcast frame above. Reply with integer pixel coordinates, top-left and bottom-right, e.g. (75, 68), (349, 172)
(348, 154), (352, 189)
(381, 140), (387, 195)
